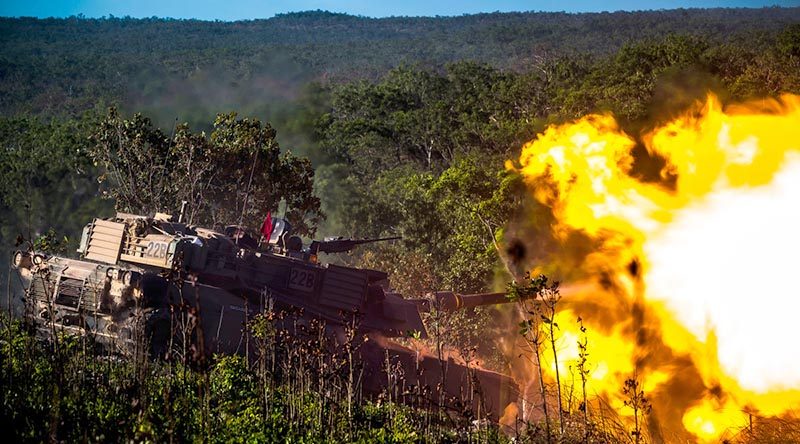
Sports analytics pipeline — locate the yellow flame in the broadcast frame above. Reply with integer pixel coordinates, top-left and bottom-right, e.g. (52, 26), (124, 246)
(512, 94), (800, 441)
(682, 398), (748, 442)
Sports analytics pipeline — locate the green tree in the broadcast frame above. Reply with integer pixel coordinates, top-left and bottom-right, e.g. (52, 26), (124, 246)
(346, 155), (526, 294)
(89, 108), (324, 235)
(561, 35), (711, 120)
(0, 114), (110, 255)
(319, 62), (542, 181)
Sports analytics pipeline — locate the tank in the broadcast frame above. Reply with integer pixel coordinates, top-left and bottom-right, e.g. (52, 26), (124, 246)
(9, 210), (527, 422)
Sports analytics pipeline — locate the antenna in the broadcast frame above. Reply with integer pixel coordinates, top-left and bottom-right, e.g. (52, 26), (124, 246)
(158, 116), (179, 206)
(238, 131), (262, 233)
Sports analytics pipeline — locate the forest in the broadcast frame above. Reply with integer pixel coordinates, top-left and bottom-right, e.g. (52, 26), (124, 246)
(2, 7), (800, 443)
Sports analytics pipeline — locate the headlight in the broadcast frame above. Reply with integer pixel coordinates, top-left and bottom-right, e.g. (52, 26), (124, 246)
(12, 251), (25, 268)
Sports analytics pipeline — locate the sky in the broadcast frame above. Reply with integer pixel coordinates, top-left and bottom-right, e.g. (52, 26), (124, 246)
(1, 0), (799, 21)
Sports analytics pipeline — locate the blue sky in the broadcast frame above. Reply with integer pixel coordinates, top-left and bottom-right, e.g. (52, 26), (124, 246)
(2, 0), (799, 20)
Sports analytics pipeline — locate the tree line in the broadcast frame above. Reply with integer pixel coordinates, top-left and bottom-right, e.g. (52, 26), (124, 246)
(2, 8), (799, 126)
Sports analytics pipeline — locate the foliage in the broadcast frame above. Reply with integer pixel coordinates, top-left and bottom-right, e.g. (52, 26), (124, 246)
(89, 108), (323, 235)
(341, 156), (525, 295)
(319, 62), (544, 177)
(0, 313), (501, 443)
(31, 228), (70, 255)
(0, 114), (112, 262)
(5, 306), (787, 443)
(2, 9), (800, 125)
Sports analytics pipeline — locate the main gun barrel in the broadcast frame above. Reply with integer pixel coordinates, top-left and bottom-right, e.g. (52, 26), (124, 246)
(412, 291), (518, 312)
(310, 236), (401, 254)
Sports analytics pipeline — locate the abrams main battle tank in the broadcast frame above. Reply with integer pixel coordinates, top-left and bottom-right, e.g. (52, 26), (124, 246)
(10, 210), (524, 421)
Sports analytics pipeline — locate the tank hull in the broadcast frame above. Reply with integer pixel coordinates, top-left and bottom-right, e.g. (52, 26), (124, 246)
(10, 252), (519, 422)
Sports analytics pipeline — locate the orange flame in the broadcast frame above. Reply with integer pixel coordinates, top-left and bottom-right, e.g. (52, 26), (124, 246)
(510, 94), (800, 441)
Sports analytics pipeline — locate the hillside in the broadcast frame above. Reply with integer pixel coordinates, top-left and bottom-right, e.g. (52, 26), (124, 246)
(2, 8), (800, 126)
